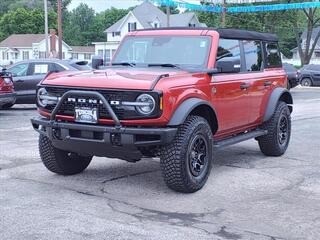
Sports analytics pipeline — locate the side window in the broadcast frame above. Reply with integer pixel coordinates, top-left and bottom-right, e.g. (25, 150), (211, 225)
(243, 40), (263, 72)
(265, 42), (282, 67)
(29, 63), (49, 75)
(53, 63), (66, 72)
(216, 39), (241, 64)
(9, 63), (29, 77)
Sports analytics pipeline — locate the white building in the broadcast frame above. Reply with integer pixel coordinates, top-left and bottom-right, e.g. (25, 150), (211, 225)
(0, 34), (71, 66)
(69, 46), (95, 61)
(0, 34), (95, 66)
(93, 1), (206, 63)
(284, 27), (320, 66)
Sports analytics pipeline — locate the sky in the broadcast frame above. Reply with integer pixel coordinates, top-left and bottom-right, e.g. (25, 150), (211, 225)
(68, 0), (277, 12)
(68, 0), (201, 12)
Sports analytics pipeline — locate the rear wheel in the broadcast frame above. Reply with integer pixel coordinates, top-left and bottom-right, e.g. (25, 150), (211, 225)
(258, 101), (291, 156)
(160, 115), (213, 193)
(300, 78), (312, 87)
(39, 135), (92, 175)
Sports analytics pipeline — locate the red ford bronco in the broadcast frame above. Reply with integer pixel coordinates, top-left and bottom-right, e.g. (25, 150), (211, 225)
(31, 28), (292, 193)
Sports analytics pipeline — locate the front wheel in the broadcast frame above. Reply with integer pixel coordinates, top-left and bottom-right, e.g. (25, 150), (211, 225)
(160, 115), (213, 193)
(300, 78), (312, 87)
(39, 135), (92, 175)
(258, 101), (291, 156)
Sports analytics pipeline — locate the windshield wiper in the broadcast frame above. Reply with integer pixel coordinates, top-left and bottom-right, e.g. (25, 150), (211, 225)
(112, 62), (136, 67)
(148, 63), (182, 69)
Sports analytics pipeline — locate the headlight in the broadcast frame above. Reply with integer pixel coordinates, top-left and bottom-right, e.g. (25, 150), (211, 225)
(134, 94), (155, 115)
(37, 87), (59, 107)
(3, 77), (12, 84)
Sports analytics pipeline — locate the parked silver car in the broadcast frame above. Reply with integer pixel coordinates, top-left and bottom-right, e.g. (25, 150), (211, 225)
(6, 59), (91, 107)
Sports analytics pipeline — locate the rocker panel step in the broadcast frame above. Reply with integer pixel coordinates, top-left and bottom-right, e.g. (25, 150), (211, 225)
(213, 129), (267, 149)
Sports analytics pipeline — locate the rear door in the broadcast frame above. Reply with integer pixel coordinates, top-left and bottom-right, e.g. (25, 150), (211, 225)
(27, 62), (56, 92)
(9, 62), (30, 96)
(211, 39), (252, 137)
(246, 41), (285, 125)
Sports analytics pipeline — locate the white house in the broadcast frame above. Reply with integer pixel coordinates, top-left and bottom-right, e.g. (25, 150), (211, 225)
(93, 1), (206, 63)
(0, 34), (96, 66)
(69, 46), (95, 61)
(284, 27), (320, 66)
(0, 34), (71, 66)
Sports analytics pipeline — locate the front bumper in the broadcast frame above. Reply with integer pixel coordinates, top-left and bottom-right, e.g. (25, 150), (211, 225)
(31, 117), (177, 161)
(0, 93), (16, 106)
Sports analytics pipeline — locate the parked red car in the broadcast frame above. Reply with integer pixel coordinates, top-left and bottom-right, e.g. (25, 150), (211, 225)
(31, 28), (293, 192)
(0, 69), (16, 109)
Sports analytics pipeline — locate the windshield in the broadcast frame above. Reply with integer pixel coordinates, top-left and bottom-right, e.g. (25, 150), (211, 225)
(112, 36), (211, 69)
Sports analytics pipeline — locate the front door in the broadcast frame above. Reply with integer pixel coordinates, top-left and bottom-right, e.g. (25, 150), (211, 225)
(211, 39), (252, 137)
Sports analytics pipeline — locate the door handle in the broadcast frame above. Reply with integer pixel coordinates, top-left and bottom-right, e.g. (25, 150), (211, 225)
(264, 81), (272, 86)
(240, 83), (250, 90)
(16, 79), (24, 83)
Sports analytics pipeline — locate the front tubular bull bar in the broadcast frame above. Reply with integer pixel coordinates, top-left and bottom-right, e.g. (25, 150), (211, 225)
(50, 90), (121, 127)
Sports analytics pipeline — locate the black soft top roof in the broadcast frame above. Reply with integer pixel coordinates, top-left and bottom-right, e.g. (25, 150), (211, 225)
(136, 27), (278, 42)
(217, 28), (278, 42)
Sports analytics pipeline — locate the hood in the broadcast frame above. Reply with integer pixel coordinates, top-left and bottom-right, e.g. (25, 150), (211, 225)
(43, 68), (187, 90)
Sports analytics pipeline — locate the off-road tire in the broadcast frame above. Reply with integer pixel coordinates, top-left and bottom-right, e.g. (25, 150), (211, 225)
(39, 134), (92, 175)
(160, 115), (213, 193)
(258, 101), (291, 156)
(300, 78), (312, 87)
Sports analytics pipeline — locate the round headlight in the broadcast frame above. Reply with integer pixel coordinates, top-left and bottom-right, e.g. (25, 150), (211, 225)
(135, 94), (155, 115)
(37, 88), (48, 107)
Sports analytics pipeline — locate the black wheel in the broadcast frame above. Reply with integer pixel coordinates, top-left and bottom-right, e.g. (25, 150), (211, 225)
(1, 103), (14, 109)
(39, 134), (92, 175)
(300, 78), (312, 87)
(160, 115), (213, 193)
(258, 101), (291, 156)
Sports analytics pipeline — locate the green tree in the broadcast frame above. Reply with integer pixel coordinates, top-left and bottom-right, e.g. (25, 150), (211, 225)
(0, 8), (57, 41)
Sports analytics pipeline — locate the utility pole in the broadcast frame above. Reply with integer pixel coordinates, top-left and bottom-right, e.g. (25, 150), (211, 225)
(221, 0), (226, 27)
(57, 0), (63, 59)
(166, 5), (170, 27)
(44, 0), (49, 58)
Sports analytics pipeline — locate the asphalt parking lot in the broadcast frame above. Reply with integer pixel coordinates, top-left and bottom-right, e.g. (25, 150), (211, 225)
(1, 87), (320, 240)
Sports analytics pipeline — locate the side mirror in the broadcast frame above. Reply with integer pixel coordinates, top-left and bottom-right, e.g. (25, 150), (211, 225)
(206, 68), (219, 76)
(91, 56), (104, 70)
(216, 58), (241, 73)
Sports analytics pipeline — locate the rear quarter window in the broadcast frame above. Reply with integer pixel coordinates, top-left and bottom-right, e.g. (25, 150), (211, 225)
(264, 42), (282, 68)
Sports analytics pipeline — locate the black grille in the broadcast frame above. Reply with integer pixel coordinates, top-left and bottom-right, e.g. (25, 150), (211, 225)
(42, 87), (160, 120)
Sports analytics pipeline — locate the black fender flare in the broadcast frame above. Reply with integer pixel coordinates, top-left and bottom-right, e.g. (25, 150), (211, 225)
(168, 98), (218, 133)
(263, 87), (293, 122)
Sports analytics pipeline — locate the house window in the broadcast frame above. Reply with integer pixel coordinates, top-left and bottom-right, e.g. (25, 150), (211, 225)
(315, 51), (320, 58)
(105, 49), (111, 63)
(39, 51), (46, 58)
(128, 22), (137, 32)
(112, 32), (121, 37)
(154, 22), (159, 28)
(98, 50), (103, 57)
(189, 23), (196, 27)
(63, 52), (65, 59)
(2, 51), (6, 60)
(23, 51), (29, 60)
(84, 53), (91, 60)
(71, 53), (78, 59)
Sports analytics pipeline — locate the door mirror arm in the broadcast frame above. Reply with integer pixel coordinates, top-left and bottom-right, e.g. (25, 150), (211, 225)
(206, 68), (219, 76)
